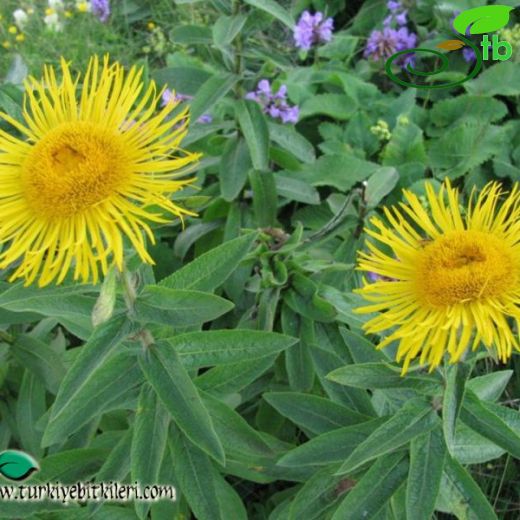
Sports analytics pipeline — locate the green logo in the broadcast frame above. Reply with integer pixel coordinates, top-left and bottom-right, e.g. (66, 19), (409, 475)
(386, 5), (515, 89)
(0, 450), (39, 481)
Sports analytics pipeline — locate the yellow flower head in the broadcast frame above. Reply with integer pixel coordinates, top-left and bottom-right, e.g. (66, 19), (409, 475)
(0, 56), (199, 287)
(15, 34), (25, 43)
(45, 8), (55, 16)
(355, 180), (520, 373)
(8, 25), (18, 34)
(147, 21), (156, 30)
(2, 41), (11, 49)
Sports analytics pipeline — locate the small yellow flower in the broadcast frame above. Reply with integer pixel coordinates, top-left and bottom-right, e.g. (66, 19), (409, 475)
(27, 8), (35, 15)
(147, 21), (156, 30)
(77, 2), (89, 13)
(64, 10), (73, 18)
(1, 41), (11, 49)
(15, 34), (25, 43)
(0, 56), (199, 287)
(8, 26), (18, 34)
(45, 8), (55, 16)
(356, 180), (520, 373)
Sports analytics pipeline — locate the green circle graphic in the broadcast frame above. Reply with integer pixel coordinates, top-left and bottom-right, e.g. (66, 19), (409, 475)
(385, 34), (483, 89)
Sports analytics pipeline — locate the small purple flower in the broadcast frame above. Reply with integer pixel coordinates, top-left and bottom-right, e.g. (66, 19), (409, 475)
(368, 272), (396, 282)
(92, 0), (110, 23)
(384, 1), (408, 28)
(365, 26), (417, 67)
(463, 47), (476, 63)
(161, 89), (212, 124)
(245, 80), (299, 125)
(387, 1), (401, 12)
(293, 10), (334, 51)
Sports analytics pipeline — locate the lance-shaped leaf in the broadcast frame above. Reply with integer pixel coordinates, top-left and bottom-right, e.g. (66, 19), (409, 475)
(139, 340), (225, 465)
(459, 389), (520, 459)
(332, 452), (409, 520)
(453, 5), (513, 35)
(336, 398), (438, 475)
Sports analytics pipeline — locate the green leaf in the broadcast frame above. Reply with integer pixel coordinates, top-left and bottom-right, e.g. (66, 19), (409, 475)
(0, 450), (39, 481)
(430, 95), (508, 128)
(278, 418), (387, 468)
(296, 154), (379, 191)
(170, 24), (212, 44)
(139, 341), (225, 465)
(365, 167), (399, 208)
(195, 355), (275, 395)
(274, 174), (320, 205)
(459, 389), (520, 459)
(440, 455), (497, 520)
(219, 138), (251, 201)
(466, 62), (520, 96)
(160, 232), (257, 292)
(406, 429), (447, 520)
(190, 73), (237, 122)
(467, 370), (513, 401)
(309, 345), (376, 416)
(131, 385), (170, 520)
(337, 399), (438, 475)
(428, 123), (507, 179)
(264, 392), (371, 435)
(135, 286), (234, 327)
(166, 330), (297, 369)
(11, 334), (66, 394)
(268, 122), (315, 164)
(16, 372), (46, 458)
(212, 14), (247, 47)
(202, 392), (276, 461)
(327, 362), (441, 394)
(249, 170), (277, 226)
(288, 465), (345, 520)
(332, 452), (409, 520)
(45, 351), (142, 445)
(42, 315), (135, 447)
(382, 122), (427, 167)
(236, 100), (269, 171)
(443, 362), (471, 454)
(453, 5), (513, 35)
(299, 94), (356, 121)
(243, 0), (294, 28)
(171, 433), (222, 520)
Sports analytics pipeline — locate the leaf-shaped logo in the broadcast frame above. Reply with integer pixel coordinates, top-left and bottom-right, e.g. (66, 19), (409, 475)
(437, 39), (466, 51)
(453, 5), (514, 35)
(0, 450), (39, 481)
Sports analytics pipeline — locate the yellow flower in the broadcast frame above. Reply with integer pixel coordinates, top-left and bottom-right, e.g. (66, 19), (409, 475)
(64, 10), (73, 18)
(15, 34), (25, 43)
(1, 41), (10, 49)
(147, 21), (156, 30)
(76, 2), (89, 13)
(8, 25), (18, 34)
(0, 56), (199, 287)
(355, 180), (520, 373)
(45, 8), (55, 16)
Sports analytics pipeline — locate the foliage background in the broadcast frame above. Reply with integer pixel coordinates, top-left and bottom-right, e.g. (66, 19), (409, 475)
(0, 0), (519, 518)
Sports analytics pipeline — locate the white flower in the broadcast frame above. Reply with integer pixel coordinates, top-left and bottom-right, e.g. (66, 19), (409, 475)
(48, 0), (64, 9)
(13, 9), (28, 29)
(44, 13), (63, 31)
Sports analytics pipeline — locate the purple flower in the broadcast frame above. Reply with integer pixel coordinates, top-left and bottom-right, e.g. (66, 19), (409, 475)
(463, 47), (476, 63)
(384, 1), (408, 28)
(161, 89), (212, 124)
(365, 26), (417, 67)
(245, 80), (299, 125)
(368, 272), (396, 282)
(92, 0), (110, 23)
(293, 10), (334, 51)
